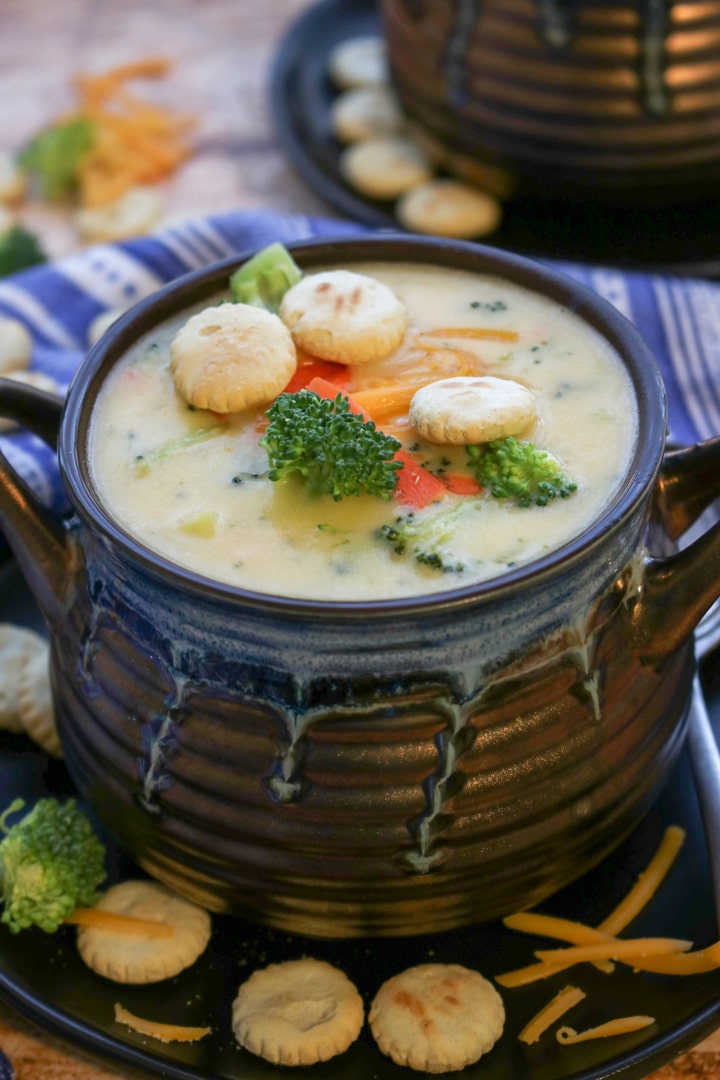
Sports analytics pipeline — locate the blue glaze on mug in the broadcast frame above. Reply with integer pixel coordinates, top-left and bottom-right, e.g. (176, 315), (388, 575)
(3, 235), (719, 937)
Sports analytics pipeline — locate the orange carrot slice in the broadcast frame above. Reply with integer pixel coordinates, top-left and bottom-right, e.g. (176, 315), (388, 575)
(306, 375), (370, 417)
(283, 359), (351, 395)
(350, 382), (426, 423)
(71, 58), (195, 208)
(394, 450), (447, 508)
(442, 472), (483, 495)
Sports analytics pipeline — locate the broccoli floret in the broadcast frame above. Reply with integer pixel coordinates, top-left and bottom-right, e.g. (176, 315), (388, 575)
(0, 224), (46, 277)
(229, 241), (302, 313)
(18, 117), (95, 201)
(0, 798), (106, 933)
(468, 436), (577, 507)
(261, 389), (402, 501)
(379, 501), (480, 574)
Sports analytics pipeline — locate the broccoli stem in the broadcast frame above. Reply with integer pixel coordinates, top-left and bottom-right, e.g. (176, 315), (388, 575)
(378, 500), (480, 574)
(229, 242), (302, 313)
(0, 798), (106, 934)
(134, 424), (226, 476)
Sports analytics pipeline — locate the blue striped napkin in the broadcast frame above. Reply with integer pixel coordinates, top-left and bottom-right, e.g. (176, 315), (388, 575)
(0, 208), (718, 513)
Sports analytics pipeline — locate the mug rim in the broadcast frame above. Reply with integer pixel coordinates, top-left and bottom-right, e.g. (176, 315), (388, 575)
(59, 233), (668, 616)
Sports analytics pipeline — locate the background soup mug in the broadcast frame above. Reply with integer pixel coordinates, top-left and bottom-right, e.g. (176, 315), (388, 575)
(1, 236), (720, 938)
(381, 0), (720, 205)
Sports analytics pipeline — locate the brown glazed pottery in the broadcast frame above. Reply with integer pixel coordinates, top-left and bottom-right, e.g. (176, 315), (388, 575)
(1, 235), (720, 938)
(381, 0), (720, 203)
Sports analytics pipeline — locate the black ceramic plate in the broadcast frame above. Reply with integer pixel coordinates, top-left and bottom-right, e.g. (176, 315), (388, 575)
(1, 558), (719, 1080)
(269, 0), (720, 277)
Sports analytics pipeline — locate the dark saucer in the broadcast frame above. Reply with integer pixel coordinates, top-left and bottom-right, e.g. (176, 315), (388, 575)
(269, 0), (720, 277)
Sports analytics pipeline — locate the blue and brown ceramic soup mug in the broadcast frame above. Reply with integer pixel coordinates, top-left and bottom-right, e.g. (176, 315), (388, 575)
(0, 235), (719, 937)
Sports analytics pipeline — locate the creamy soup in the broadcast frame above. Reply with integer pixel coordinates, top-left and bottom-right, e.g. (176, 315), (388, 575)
(89, 262), (638, 600)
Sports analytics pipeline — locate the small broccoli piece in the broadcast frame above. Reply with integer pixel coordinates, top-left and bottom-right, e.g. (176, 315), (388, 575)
(18, 117), (95, 201)
(0, 797), (106, 934)
(229, 241), (303, 313)
(379, 501), (480, 574)
(468, 436), (577, 507)
(133, 423), (227, 477)
(0, 224), (47, 277)
(261, 389), (402, 501)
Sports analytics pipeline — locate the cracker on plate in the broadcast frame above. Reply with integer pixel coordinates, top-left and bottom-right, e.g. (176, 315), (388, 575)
(77, 880), (212, 984)
(340, 136), (432, 200)
(327, 35), (388, 91)
(231, 957), (364, 1066)
(0, 316), (32, 376)
(0, 623), (47, 734)
(397, 179), (503, 239)
(330, 86), (406, 144)
(369, 962), (505, 1074)
(16, 637), (62, 758)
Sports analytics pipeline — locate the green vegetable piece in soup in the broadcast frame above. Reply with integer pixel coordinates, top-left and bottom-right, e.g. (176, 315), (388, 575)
(261, 389), (402, 501)
(468, 437), (577, 507)
(229, 241), (303, 313)
(134, 424), (227, 476)
(379, 500), (482, 574)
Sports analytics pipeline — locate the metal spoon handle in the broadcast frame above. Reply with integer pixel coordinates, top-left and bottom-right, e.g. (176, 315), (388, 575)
(686, 673), (720, 931)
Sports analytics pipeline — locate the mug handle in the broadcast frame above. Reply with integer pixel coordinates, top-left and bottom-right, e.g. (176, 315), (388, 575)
(656, 437), (720, 540)
(636, 436), (720, 664)
(0, 379), (69, 626)
(0, 377), (62, 449)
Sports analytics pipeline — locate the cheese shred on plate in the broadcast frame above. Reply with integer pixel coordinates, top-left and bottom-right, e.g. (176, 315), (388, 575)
(74, 58), (194, 208)
(534, 937), (693, 965)
(114, 1003), (211, 1043)
(556, 1017), (655, 1044)
(65, 906), (175, 937)
(497, 825), (694, 988)
(501, 824), (720, 1049)
(518, 986), (586, 1045)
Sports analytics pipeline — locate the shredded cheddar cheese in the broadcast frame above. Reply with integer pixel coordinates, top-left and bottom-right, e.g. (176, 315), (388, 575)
(556, 1017), (655, 1044)
(497, 826), (688, 987)
(114, 1003), (211, 1043)
(420, 327), (520, 342)
(71, 58), (194, 208)
(599, 826), (686, 937)
(413, 339), (492, 366)
(502, 825), (718, 1049)
(503, 912), (616, 975)
(518, 986), (586, 1045)
(534, 937), (692, 965)
(65, 906), (175, 938)
(626, 941), (720, 976)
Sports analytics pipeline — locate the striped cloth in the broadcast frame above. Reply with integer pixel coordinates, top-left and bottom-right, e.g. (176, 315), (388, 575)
(0, 208), (718, 513)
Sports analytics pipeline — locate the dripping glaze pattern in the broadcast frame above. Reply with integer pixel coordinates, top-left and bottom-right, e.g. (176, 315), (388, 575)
(4, 235), (715, 940)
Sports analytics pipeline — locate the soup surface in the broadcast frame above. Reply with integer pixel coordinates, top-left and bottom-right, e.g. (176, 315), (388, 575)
(89, 262), (638, 601)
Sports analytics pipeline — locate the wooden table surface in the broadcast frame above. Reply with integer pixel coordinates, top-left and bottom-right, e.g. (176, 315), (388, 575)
(1, 1), (719, 1077)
